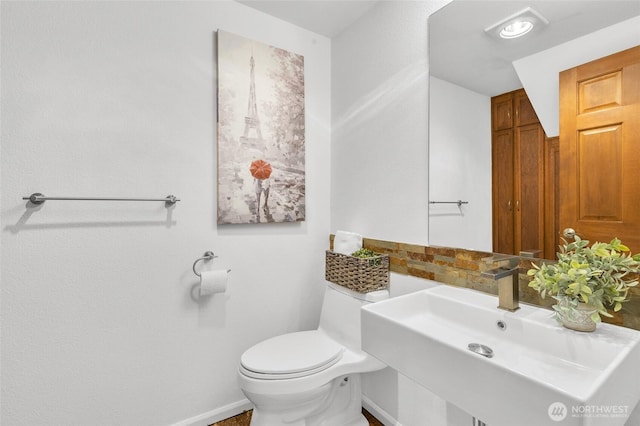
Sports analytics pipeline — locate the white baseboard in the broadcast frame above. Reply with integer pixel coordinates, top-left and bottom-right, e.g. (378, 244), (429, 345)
(169, 399), (253, 426)
(362, 395), (401, 426)
(171, 395), (392, 426)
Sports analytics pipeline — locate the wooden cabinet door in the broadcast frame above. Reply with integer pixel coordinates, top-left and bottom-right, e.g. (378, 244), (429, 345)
(492, 129), (515, 254)
(559, 46), (640, 252)
(514, 89), (539, 126)
(492, 93), (513, 131)
(515, 124), (545, 254)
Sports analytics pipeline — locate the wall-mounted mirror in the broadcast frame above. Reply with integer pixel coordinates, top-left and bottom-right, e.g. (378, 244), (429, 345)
(428, 0), (640, 254)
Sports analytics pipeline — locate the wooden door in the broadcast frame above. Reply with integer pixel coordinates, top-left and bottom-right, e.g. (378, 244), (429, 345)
(559, 46), (640, 252)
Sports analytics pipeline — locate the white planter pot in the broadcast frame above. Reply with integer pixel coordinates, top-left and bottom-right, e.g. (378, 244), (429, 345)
(557, 300), (597, 332)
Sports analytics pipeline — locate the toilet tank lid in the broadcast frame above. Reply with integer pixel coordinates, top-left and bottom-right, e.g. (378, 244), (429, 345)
(326, 281), (389, 302)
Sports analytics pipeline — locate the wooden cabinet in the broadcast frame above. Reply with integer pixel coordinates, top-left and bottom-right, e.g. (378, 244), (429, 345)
(492, 89), (553, 258)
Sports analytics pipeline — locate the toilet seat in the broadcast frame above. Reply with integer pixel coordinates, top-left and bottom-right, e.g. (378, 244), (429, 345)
(240, 330), (344, 380)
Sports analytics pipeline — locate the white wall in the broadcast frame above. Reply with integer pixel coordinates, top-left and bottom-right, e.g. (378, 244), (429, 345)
(332, 1), (472, 425)
(428, 77), (491, 252)
(514, 15), (640, 138)
(331, 0), (445, 246)
(0, 2), (331, 425)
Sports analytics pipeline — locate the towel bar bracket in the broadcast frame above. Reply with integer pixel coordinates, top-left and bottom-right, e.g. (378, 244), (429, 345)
(25, 193), (46, 205)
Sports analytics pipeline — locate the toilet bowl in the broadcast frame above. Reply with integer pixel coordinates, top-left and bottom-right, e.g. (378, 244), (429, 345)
(238, 282), (389, 426)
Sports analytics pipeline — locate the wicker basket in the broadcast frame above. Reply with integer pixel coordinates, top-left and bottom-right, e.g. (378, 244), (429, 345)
(325, 250), (390, 293)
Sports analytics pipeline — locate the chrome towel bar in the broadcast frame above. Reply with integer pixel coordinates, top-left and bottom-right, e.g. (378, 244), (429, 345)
(429, 200), (469, 207)
(23, 193), (180, 205)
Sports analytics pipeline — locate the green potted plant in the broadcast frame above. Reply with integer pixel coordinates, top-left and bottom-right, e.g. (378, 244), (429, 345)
(527, 237), (640, 332)
(351, 248), (383, 266)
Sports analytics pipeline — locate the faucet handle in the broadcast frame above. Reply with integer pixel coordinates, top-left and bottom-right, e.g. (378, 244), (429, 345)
(519, 249), (541, 258)
(481, 266), (519, 279)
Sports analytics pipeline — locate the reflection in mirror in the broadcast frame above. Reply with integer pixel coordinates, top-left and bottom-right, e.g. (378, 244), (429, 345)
(428, 0), (640, 255)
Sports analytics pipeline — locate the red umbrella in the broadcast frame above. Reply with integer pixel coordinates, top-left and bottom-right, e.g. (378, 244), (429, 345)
(249, 159), (272, 179)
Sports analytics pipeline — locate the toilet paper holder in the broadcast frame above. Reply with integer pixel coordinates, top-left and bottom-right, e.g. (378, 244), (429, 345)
(192, 251), (231, 277)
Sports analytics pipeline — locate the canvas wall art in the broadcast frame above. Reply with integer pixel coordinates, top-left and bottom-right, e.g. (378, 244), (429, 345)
(217, 30), (305, 224)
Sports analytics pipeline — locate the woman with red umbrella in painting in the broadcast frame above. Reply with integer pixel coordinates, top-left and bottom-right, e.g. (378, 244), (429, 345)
(250, 159), (272, 210)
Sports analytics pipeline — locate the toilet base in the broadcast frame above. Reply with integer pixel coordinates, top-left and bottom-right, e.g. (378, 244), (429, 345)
(251, 411), (368, 426)
(246, 374), (366, 426)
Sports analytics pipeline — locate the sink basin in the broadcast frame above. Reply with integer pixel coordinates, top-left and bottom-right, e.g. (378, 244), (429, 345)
(361, 285), (640, 426)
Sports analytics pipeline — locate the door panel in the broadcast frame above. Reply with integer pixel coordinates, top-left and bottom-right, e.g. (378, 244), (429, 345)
(578, 71), (622, 113)
(577, 125), (622, 221)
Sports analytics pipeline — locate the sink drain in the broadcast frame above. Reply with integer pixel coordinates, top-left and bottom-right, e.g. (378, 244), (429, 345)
(468, 343), (494, 358)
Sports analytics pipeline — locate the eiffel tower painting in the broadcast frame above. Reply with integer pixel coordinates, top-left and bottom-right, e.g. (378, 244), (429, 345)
(239, 53), (263, 146)
(217, 30), (306, 225)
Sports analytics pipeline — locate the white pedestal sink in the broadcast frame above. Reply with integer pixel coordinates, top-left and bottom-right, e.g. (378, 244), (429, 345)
(361, 285), (640, 426)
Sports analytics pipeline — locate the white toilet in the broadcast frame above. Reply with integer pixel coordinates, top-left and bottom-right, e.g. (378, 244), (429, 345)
(238, 281), (389, 426)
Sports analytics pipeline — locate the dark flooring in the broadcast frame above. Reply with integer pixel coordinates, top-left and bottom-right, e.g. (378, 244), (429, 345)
(211, 408), (384, 426)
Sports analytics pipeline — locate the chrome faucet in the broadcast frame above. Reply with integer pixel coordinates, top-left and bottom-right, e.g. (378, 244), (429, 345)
(481, 257), (520, 312)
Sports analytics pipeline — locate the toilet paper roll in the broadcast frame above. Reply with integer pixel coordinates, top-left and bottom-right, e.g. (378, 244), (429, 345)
(199, 269), (228, 296)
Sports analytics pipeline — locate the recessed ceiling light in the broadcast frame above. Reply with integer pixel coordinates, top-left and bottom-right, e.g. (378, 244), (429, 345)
(500, 20), (534, 39)
(485, 7), (548, 40)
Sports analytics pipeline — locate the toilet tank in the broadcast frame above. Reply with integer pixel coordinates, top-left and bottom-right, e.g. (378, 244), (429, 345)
(318, 282), (389, 350)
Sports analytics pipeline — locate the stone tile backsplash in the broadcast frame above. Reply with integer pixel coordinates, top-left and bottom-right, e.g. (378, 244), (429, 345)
(329, 235), (640, 331)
